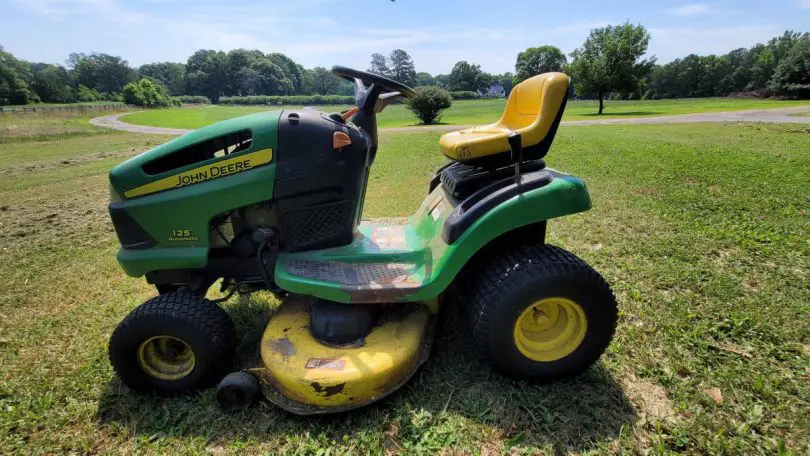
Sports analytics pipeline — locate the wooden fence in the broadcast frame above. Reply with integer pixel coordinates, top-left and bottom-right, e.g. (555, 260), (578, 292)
(0, 103), (127, 114)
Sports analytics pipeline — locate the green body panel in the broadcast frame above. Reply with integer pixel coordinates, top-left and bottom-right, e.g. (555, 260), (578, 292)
(274, 171), (591, 303)
(112, 111), (280, 277)
(109, 111), (281, 193)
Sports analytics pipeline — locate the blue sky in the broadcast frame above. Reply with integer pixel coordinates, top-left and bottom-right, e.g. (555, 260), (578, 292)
(1, 0), (809, 74)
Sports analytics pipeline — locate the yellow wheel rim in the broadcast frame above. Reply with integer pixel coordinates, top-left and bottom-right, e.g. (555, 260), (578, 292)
(137, 336), (196, 381)
(513, 297), (587, 362)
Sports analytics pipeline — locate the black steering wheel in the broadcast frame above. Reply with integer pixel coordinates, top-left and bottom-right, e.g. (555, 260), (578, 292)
(331, 66), (416, 112)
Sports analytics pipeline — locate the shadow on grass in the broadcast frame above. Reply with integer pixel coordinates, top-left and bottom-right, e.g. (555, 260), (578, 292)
(578, 111), (662, 118)
(96, 295), (636, 451)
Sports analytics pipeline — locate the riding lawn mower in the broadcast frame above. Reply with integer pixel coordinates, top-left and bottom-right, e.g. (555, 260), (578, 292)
(106, 66), (617, 414)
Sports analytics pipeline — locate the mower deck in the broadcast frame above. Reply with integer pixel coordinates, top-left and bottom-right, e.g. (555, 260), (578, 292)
(253, 296), (434, 415)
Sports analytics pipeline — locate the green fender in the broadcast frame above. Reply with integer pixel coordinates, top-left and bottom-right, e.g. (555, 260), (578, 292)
(274, 171), (592, 303)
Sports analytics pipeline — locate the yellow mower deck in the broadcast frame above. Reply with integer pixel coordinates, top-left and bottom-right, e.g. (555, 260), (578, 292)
(253, 297), (433, 414)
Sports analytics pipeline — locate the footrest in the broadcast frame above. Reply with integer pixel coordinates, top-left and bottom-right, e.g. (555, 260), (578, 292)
(286, 259), (420, 286)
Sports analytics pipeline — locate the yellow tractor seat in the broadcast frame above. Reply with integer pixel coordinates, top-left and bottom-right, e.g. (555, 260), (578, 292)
(439, 72), (570, 166)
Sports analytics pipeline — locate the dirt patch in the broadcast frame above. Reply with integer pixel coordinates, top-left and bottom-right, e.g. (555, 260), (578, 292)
(0, 150), (133, 177)
(621, 374), (677, 423)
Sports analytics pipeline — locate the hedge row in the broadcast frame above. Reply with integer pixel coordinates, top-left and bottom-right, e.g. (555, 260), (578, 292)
(174, 95), (211, 104)
(219, 95), (355, 106)
(449, 91), (478, 100)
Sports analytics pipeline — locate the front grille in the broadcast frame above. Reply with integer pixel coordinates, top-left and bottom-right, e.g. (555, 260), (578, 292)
(280, 200), (352, 251)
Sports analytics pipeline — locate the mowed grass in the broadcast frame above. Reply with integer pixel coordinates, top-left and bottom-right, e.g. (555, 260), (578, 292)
(1, 111), (809, 454)
(122, 97), (810, 130)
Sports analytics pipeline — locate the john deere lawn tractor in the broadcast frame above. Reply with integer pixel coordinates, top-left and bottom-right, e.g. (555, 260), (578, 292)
(106, 66), (617, 414)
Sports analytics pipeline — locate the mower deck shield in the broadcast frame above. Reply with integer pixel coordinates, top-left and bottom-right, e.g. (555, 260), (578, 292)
(255, 296), (432, 414)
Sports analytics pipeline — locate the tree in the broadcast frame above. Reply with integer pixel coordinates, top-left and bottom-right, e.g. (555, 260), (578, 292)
(567, 23), (655, 114)
(32, 64), (74, 103)
(406, 86), (452, 124)
(770, 36), (810, 98)
(268, 53), (304, 93)
(137, 62), (185, 95)
(388, 49), (416, 86)
(185, 49), (229, 103)
(415, 72), (436, 86)
(0, 46), (36, 105)
(226, 49), (293, 96)
(67, 53), (135, 93)
(310, 66), (342, 94)
(368, 53), (391, 76)
(515, 45), (566, 82)
(448, 61), (488, 91)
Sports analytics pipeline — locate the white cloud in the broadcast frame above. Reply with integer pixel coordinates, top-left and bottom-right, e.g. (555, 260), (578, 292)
(649, 25), (785, 62)
(666, 3), (713, 16)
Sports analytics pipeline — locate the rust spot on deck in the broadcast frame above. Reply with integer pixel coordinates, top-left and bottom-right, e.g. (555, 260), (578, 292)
(269, 337), (296, 358)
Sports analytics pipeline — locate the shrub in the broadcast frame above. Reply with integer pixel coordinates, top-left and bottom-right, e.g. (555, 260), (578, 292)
(218, 94), (355, 105)
(449, 91), (477, 100)
(122, 78), (174, 107)
(174, 95), (211, 104)
(406, 86), (453, 124)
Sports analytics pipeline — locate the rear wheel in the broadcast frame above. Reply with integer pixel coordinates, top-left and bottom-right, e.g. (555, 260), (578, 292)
(109, 292), (236, 394)
(469, 244), (617, 379)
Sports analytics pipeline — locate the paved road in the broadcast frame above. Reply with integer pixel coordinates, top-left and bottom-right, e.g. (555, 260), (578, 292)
(90, 106), (810, 136)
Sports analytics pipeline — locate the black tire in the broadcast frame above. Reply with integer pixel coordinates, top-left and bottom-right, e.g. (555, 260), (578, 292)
(469, 244), (617, 380)
(155, 283), (179, 294)
(109, 292), (237, 395)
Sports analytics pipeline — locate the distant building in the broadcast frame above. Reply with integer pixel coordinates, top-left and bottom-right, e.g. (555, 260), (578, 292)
(478, 82), (506, 98)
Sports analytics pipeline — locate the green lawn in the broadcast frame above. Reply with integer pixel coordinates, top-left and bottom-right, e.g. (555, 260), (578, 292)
(0, 112), (808, 454)
(122, 98), (810, 130)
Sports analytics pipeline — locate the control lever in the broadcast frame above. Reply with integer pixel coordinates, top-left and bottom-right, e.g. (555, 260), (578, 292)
(508, 132), (523, 186)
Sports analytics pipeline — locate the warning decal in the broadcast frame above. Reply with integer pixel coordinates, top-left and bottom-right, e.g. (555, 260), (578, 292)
(305, 358), (346, 370)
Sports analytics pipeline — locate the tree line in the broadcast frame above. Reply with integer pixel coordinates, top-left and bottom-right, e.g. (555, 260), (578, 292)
(1, 25), (807, 108)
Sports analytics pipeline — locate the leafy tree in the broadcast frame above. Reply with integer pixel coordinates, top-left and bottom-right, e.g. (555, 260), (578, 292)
(515, 45), (566, 82)
(310, 66), (343, 94)
(226, 49), (293, 96)
(388, 49), (416, 86)
(448, 61), (489, 91)
(137, 62), (185, 95)
(770, 36), (810, 98)
(0, 46), (36, 105)
(268, 53), (304, 93)
(368, 53), (391, 76)
(568, 23), (655, 114)
(32, 64), (74, 103)
(185, 49), (229, 103)
(415, 72), (436, 86)
(67, 53), (135, 93)
(122, 78), (174, 107)
(75, 84), (100, 102)
(406, 86), (452, 124)
(433, 74), (450, 88)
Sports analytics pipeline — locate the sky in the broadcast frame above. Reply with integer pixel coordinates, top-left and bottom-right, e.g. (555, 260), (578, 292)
(1, 0), (809, 75)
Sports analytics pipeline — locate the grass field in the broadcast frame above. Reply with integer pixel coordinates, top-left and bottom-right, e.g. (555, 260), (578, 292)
(0, 111), (809, 454)
(121, 98), (810, 130)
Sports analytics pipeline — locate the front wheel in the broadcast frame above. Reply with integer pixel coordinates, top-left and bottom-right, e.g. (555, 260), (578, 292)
(469, 244), (617, 380)
(108, 292), (236, 395)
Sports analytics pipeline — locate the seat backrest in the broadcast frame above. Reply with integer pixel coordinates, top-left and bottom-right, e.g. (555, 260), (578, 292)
(499, 72), (570, 149)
